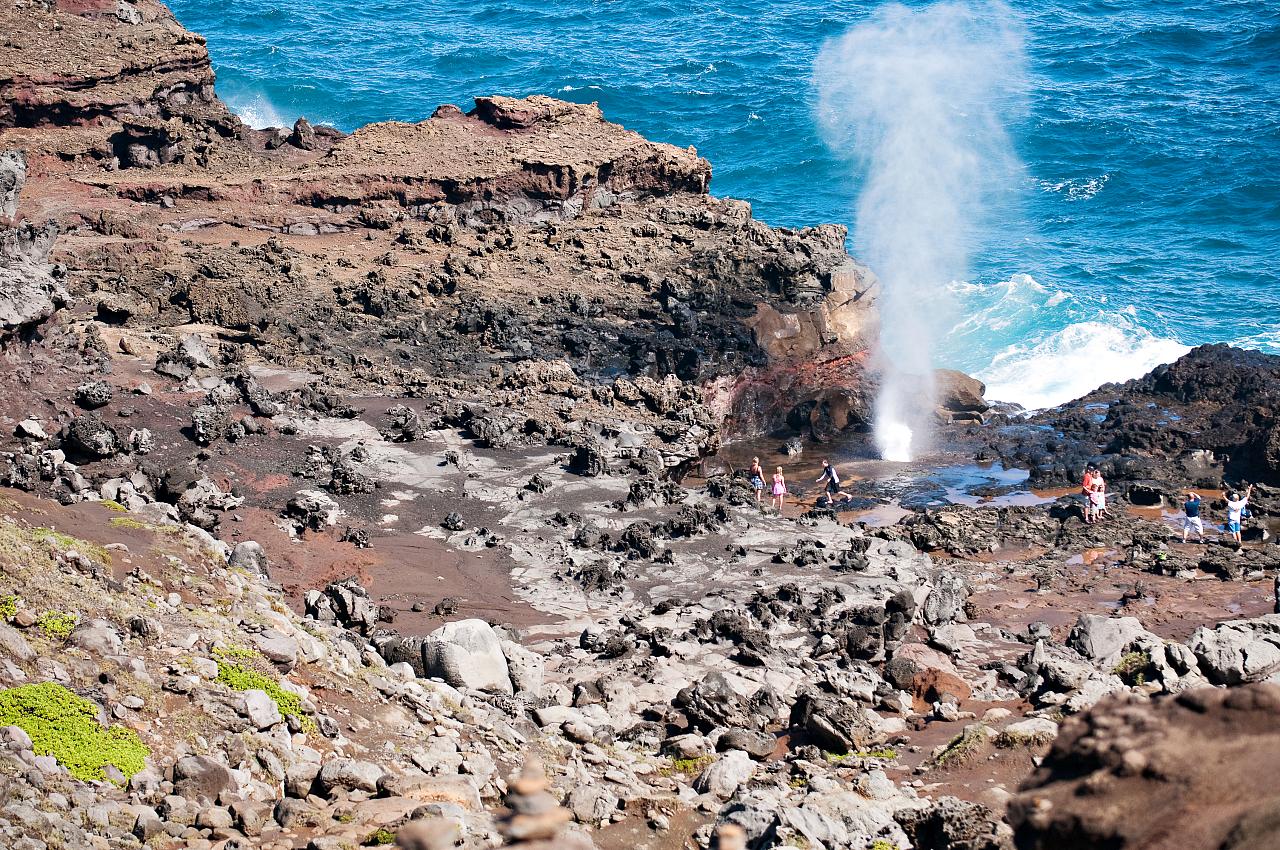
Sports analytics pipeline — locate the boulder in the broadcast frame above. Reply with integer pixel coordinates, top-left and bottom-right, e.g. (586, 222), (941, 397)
(65, 414), (121, 459)
(172, 755), (235, 804)
(1010, 684), (1280, 850)
(788, 691), (880, 755)
(68, 619), (122, 656)
(317, 757), (385, 795)
(694, 750), (756, 799)
(238, 689), (282, 730)
(229, 541), (269, 578)
(422, 619), (513, 695)
(1187, 614), (1280, 686)
(1067, 614), (1155, 669)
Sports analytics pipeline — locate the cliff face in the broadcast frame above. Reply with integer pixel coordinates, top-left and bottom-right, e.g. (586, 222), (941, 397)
(0, 0), (877, 450)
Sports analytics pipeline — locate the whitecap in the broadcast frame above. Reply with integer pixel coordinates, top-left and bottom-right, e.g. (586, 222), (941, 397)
(978, 321), (1189, 410)
(1039, 174), (1109, 202)
(1231, 329), (1280, 353)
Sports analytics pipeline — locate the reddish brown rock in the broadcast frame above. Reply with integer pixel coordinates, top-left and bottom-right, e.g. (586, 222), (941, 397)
(1009, 683), (1280, 850)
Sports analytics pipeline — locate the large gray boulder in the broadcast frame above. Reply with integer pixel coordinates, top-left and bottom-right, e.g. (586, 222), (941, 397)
(172, 755), (235, 804)
(1187, 614), (1280, 685)
(229, 541), (270, 578)
(1067, 614), (1152, 668)
(422, 619), (513, 695)
(0, 151), (68, 337)
(317, 757), (384, 795)
(694, 749), (756, 798)
(1, 150), (26, 222)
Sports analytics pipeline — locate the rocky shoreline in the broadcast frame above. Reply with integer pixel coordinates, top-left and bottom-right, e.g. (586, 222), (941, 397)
(1, 1), (1278, 849)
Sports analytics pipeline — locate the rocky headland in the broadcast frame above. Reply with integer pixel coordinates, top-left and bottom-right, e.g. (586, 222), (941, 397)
(0, 2), (1278, 850)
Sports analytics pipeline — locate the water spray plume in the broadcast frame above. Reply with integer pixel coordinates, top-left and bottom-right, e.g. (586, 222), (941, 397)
(814, 1), (1028, 461)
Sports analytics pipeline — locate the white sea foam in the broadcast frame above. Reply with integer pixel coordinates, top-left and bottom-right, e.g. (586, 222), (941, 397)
(1231, 329), (1280, 353)
(1039, 174), (1109, 201)
(228, 92), (290, 129)
(978, 321), (1189, 410)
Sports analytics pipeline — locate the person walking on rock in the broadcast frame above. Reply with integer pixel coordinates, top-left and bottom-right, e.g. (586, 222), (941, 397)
(815, 459), (848, 505)
(1225, 484), (1252, 544)
(1182, 491), (1204, 543)
(770, 466), (787, 514)
(748, 456), (765, 507)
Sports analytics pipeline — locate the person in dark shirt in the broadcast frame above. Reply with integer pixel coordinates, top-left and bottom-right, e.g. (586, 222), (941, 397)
(1182, 491), (1203, 543)
(815, 459), (849, 505)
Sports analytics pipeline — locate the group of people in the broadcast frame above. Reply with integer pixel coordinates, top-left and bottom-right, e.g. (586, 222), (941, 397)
(1181, 484), (1252, 544)
(746, 457), (847, 515)
(1081, 463), (1109, 523)
(1085, 463), (1255, 544)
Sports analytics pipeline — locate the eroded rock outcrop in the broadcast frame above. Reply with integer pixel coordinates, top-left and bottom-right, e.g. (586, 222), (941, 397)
(1010, 684), (1280, 850)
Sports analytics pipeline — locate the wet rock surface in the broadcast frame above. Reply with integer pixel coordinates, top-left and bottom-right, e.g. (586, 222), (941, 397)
(0, 2), (1276, 850)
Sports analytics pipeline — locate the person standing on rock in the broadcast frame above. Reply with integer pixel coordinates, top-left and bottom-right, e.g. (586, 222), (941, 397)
(748, 456), (765, 507)
(1089, 471), (1109, 522)
(815, 459), (849, 506)
(1225, 484), (1252, 544)
(1182, 491), (1204, 543)
(1082, 463), (1100, 523)
(771, 466), (788, 514)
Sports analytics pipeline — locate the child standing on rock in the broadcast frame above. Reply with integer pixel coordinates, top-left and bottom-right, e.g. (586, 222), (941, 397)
(771, 466), (787, 514)
(1089, 471), (1108, 522)
(1082, 463), (1099, 523)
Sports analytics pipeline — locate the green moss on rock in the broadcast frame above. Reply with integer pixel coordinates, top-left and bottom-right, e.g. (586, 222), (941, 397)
(35, 611), (78, 640)
(214, 648), (314, 732)
(0, 682), (149, 782)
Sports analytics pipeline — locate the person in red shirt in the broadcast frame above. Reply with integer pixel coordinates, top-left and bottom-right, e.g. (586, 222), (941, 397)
(1082, 463), (1099, 524)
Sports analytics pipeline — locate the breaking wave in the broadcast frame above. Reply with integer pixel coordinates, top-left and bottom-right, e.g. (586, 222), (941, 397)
(944, 274), (1190, 410)
(226, 91), (290, 129)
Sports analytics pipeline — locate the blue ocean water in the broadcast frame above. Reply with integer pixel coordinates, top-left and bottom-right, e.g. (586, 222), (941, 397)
(167, 0), (1280, 408)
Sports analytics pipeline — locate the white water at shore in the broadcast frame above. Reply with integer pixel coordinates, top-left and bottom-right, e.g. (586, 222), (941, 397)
(943, 273), (1191, 410)
(978, 321), (1190, 410)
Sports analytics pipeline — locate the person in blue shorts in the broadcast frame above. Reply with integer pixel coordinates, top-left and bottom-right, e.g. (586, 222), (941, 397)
(748, 456), (765, 507)
(1225, 484), (1252, 544)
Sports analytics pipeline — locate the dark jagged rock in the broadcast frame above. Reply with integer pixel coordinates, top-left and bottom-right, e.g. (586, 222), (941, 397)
(788, 691), (882, 755)
(64, 413), (121, 459)
(991, 345), (1280, 488)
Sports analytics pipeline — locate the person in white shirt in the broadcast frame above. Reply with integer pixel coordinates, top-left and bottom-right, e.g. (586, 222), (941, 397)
(1225, 484), (1252, 544)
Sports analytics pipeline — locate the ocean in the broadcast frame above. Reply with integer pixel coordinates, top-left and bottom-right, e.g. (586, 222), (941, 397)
(167, 0), (1280, 410)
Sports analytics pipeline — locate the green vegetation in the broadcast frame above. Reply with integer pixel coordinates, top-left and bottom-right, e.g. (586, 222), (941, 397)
(365, 828), (397, 846)
(99, 500), (128, 513)
(36, 611), (78, 640)
(1112, 651), (1150, 686)
(213, 648), (315, 732)
(661, 754), (714, 776)
(871, 840), (899, 850)
(108, 517), (148, 531)
(29, 528), (110, 565)
(0, 594), (16, 621)
(0, 682), (149, 782)
(825, 746), (898, 764)
(931, 724), (990, 769)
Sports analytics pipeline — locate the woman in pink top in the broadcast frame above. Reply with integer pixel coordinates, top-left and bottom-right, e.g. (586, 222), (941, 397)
(770, 467), (787, 513)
